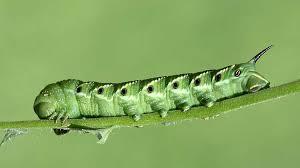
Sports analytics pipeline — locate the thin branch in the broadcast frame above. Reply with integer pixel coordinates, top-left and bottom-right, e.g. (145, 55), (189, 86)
(0, 79), (299, 130)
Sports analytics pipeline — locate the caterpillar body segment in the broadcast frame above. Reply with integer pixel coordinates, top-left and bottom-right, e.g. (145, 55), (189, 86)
(34, 46), (272, 126)
(189, 70), (215, 107)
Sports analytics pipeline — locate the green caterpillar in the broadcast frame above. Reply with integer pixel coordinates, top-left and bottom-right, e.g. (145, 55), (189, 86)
(34, 46), (272, 135)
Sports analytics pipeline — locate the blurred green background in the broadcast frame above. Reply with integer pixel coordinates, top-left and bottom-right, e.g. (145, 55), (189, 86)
(0, 0), (299, 167)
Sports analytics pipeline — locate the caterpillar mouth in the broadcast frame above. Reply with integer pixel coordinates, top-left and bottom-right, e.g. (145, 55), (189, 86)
(250, 85), (261, 92)
(34, 102), (56, 119)
(249, 83), (270, 92)
(245, 73), (270, 93)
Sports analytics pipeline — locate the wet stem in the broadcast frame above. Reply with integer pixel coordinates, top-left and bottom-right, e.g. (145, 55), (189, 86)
(0, 79), (299, 130)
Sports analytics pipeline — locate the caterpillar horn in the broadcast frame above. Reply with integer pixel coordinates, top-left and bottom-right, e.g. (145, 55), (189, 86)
(249, 45), (273, 64)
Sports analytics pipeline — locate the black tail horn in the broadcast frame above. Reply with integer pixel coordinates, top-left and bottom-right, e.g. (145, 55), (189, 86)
(249, 45), (273, 64)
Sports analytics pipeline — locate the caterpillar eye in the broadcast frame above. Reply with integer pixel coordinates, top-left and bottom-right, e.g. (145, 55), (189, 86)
(120, 88), (127, 96)
(172, 81), (179, 89)
(98, 87), (104, 94)
(215, 74), (221, 82)
(194, 78), (201, 86)
(147, 85), (154, 93)
(76, 87), (82, 93)
(234, 70), (241, 77)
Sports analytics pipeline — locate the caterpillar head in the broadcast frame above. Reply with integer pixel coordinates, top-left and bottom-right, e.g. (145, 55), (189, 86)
(34, 101), (56, 119)
(33, 83), (59, 119)
(243, 45), (272, 92)
(213, 45), (271, 95)
(34, 80), (82, 119)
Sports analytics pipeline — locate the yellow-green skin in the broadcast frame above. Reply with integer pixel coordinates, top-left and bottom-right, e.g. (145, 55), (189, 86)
(33, 46), (271, 122)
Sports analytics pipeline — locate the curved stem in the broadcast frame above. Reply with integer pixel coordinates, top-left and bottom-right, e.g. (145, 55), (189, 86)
(0, 79), (299, 130)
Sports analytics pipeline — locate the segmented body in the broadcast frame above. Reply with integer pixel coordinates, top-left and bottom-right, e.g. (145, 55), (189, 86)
(33, 46), (272, 122)
(34, 72), (212, 120)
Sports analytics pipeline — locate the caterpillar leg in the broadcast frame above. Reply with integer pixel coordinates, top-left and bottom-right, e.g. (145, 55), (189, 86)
(61, 114), (69, 124)
(177, 102), (192, 112)
(48, 112), (58, 120)
(205, 101), (215, 107)
(182, 106), (191, 112)
(52, 113), (70, 136)
(132, 114), (141, 121)
(55, 113), (64, 123)
(159, 110), (168, 118)
(201, 97), (215, 107)
(48, 111), (69, 125)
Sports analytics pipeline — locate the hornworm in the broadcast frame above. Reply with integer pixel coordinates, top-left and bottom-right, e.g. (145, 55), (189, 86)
(34, 46), (272, 135)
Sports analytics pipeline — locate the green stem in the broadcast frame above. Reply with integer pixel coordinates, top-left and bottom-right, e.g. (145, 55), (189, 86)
(0, 80), (299, 130)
